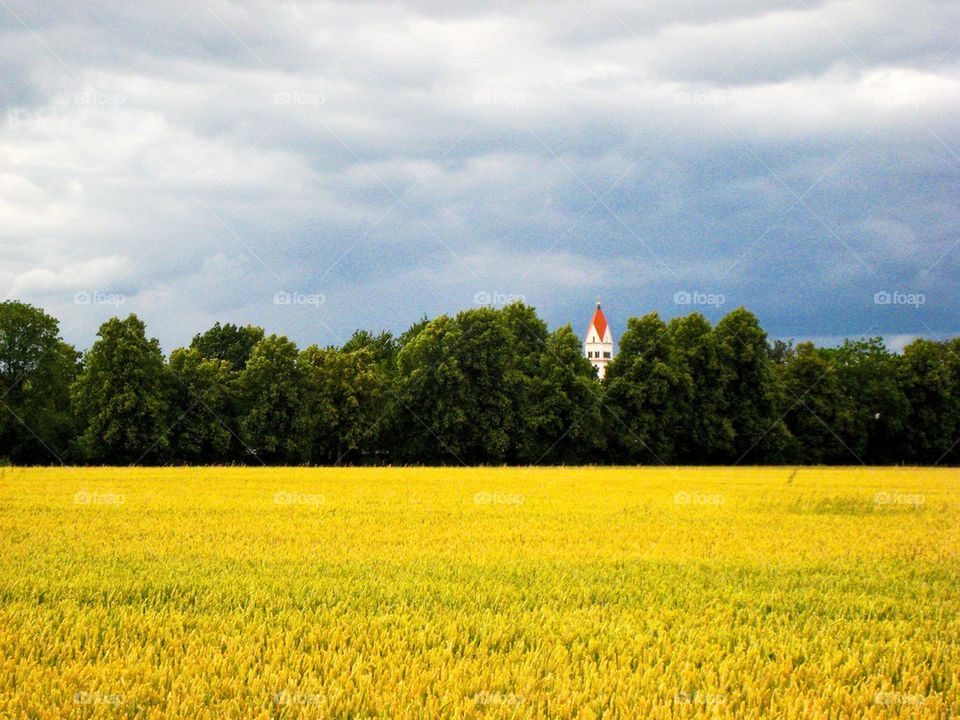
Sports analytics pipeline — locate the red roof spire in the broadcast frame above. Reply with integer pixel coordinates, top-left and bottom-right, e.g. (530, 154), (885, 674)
(590, 300), (608, 339)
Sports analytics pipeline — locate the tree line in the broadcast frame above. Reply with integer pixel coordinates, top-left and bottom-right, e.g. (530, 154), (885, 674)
(0, 300), (957, 466)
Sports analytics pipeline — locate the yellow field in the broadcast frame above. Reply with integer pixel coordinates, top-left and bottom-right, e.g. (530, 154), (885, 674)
(0, 467), (957, 719)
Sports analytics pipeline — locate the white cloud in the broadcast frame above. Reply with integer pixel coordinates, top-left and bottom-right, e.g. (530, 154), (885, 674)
(8, 255), (133, 296)
(0, 0), (957, 349)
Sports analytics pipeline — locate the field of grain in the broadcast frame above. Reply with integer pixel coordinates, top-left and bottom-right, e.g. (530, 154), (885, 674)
(0, 466), (957, 718)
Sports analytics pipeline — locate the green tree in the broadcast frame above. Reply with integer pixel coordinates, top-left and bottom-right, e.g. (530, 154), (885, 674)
(0, 302), (79, 463)
(604, 313), (691, 463)
(394, 315), (469, 463)
(778, 342), (853, 464)
(393, 308), (521, 464)
(0, 301), (60, 395)
(301, 345), (387, 464)
(5, 298), (959, 467)
(714, 308), (791, 463)
(167, 348), (235, 463)
(899, 339), (957, 464)
(397, 316), (431, 350)
(524, 325), (604, 464)
(942, 338), (960, 465)
(668, 313), (734, 463)
(236, 335), (309, 463)
(499, 302), (549, 462)
(767, 339), (796, 365)
(71, 315), (171, 464)
(824, 338), (907, 463)
(341, 330), (397, 369)
(190, 322), (264, 371)
(450, 308), (516, 463)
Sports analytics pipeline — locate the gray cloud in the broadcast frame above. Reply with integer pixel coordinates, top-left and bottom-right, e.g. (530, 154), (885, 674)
(0, 0), (957, 351)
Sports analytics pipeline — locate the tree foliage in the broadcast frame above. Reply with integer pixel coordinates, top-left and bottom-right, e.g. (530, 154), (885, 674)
(191, 322), (265, 371)
(301, 345), (387, 463)
(605, 313), (692, 463)
(0, 301), (956, 466)
(0, 302), (79, 463)
(71, 315), (169, 464)
(236, 335), (310, 464)
(168, 348), (234, 463)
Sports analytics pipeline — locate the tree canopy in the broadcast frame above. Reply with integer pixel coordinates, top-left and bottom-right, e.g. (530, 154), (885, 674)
(0, 301), (956, 466)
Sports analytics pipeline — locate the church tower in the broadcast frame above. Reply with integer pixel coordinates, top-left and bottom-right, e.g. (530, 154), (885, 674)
(584, 300), (614, 379)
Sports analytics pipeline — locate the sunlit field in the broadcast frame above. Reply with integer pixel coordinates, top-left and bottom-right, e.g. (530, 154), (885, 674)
(0, 467), (957, 718)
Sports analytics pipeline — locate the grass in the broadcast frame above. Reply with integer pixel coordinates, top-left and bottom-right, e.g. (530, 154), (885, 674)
(0, 466), (957, 718)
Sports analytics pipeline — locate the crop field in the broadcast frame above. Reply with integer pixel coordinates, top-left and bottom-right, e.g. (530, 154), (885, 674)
(0, 467), (957, 718)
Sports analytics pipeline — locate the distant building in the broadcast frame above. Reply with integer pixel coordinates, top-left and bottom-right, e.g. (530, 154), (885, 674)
(584, 301), (614, 379)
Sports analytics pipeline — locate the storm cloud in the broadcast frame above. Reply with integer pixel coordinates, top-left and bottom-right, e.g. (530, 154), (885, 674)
(1, 0), (958, 350)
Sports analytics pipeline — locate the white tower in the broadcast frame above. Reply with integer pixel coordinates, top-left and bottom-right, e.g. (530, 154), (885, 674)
(584, 300), (614, 379)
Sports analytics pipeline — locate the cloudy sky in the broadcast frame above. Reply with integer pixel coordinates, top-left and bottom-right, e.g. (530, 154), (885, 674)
(1, 0), (958, 352)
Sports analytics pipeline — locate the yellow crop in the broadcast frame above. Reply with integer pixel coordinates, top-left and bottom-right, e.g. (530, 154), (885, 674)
(0, 466), (957, 718)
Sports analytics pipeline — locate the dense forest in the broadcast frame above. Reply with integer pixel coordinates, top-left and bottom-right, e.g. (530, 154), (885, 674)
(0, 300), (957, 466)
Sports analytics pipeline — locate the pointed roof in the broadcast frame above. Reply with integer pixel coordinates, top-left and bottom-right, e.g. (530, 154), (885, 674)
(589, 301), (608, 340)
